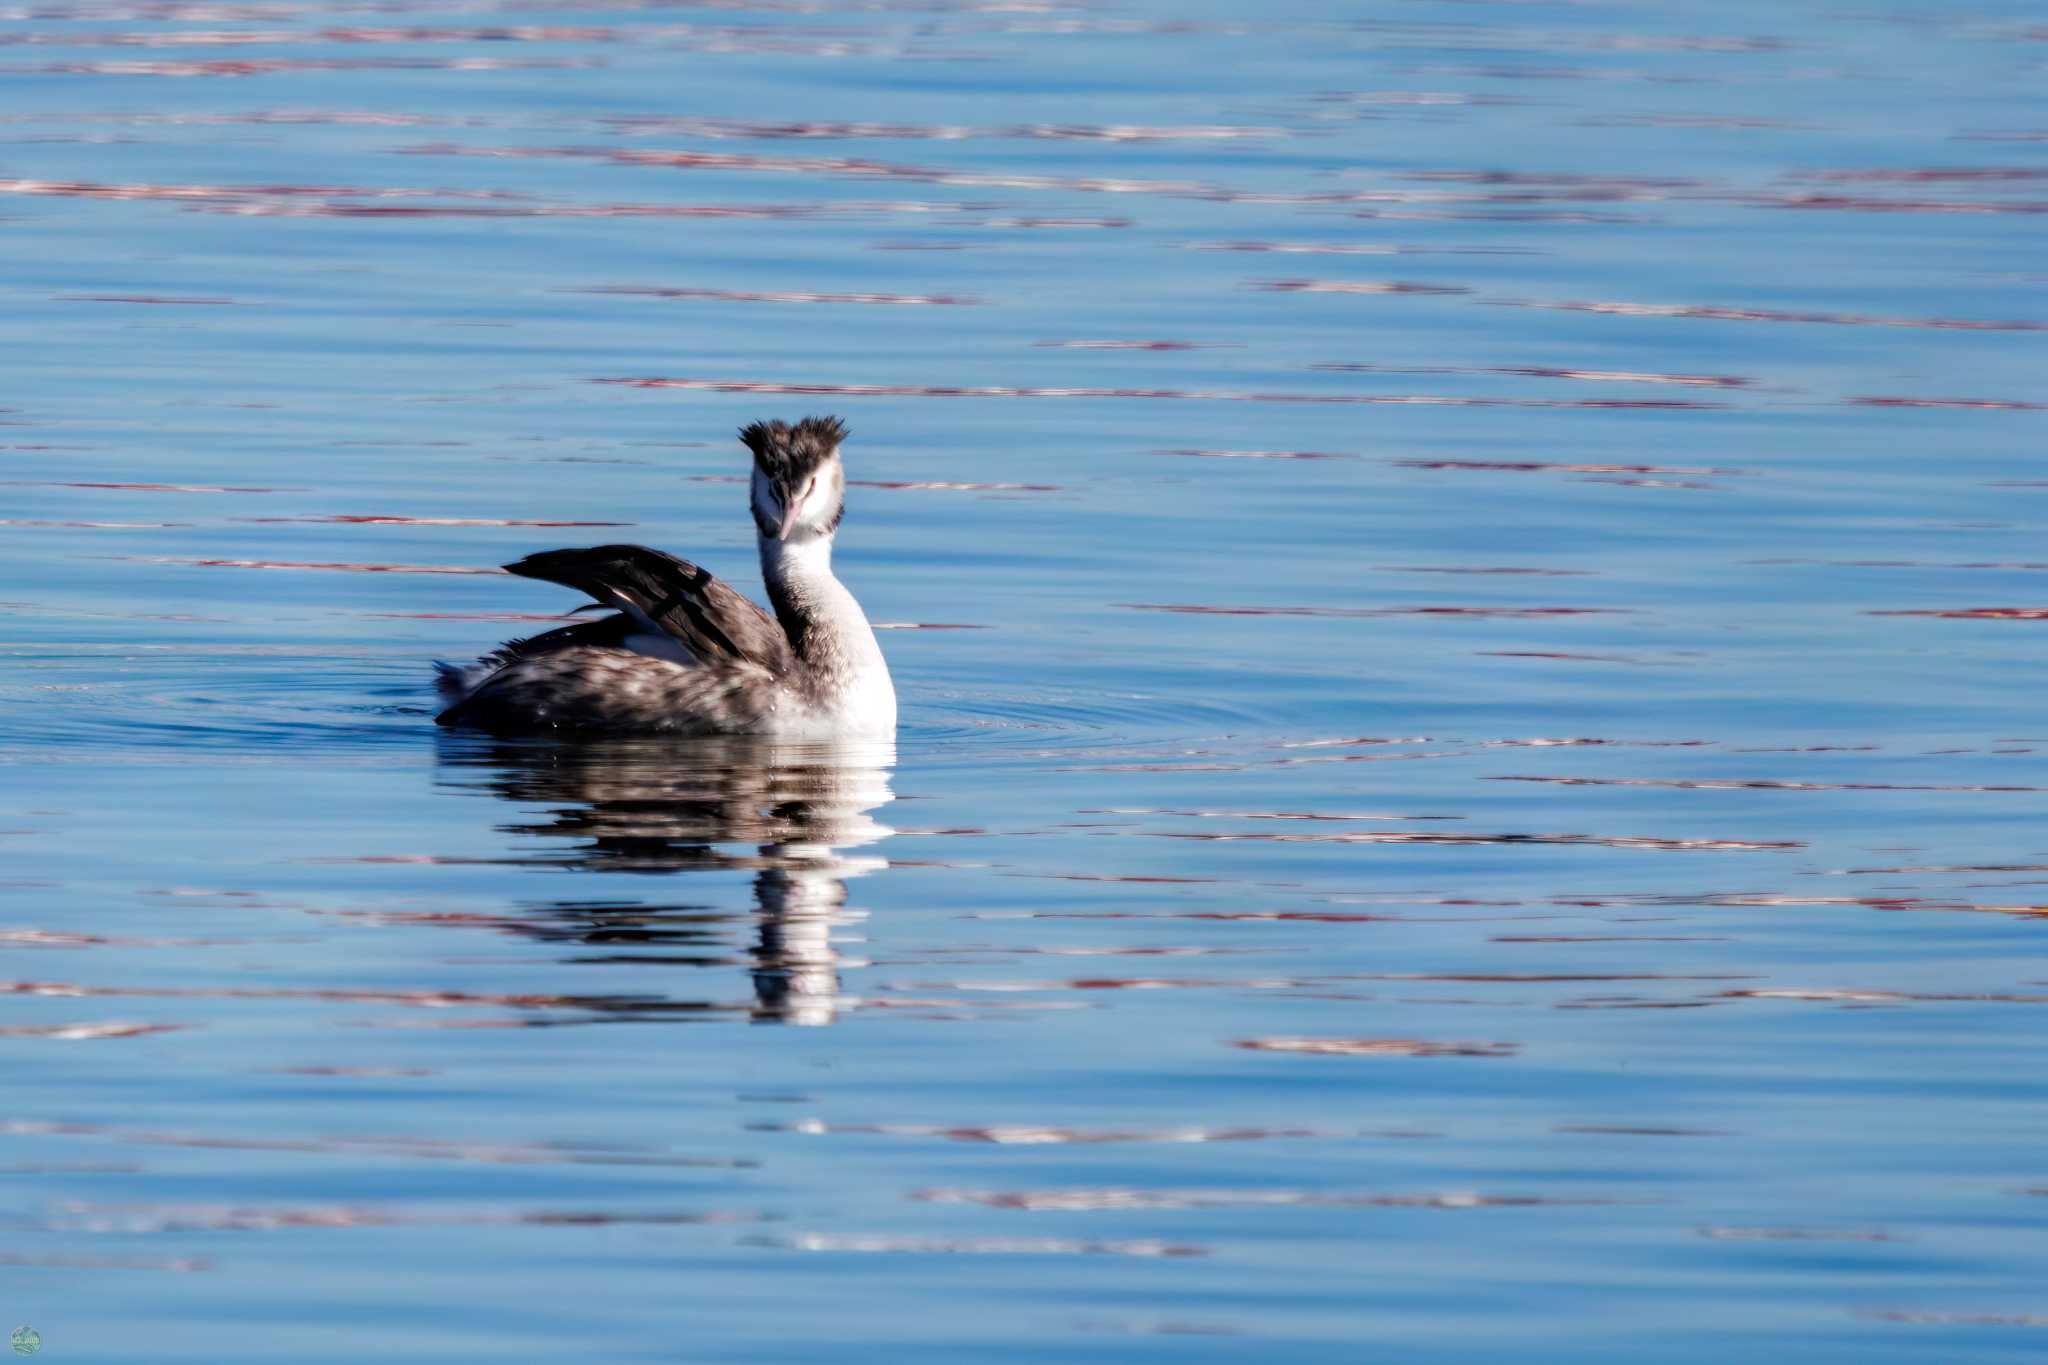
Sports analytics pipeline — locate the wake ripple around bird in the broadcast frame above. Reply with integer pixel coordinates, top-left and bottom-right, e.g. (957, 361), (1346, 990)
(0, 648), (429, 762)
(904, 678), (1289, 759)
(2, 648), (1278, 766)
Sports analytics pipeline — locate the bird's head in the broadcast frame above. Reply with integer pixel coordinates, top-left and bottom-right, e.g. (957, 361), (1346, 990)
(741, 415), (849, 543)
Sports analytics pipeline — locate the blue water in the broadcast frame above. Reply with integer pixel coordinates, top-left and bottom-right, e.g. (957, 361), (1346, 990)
(4, 0), (2048, 1358)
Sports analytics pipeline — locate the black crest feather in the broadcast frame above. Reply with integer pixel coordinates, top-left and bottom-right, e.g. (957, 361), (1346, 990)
(738, 415), (848, 491)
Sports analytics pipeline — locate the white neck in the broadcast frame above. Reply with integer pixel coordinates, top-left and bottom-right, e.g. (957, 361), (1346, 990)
(759, 533), (895, 730)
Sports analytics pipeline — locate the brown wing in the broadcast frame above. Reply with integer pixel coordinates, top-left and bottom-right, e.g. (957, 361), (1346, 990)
(501, 544), (796, 676)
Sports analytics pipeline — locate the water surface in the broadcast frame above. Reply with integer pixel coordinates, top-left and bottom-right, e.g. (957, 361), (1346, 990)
(4, 0), (2048, 1359)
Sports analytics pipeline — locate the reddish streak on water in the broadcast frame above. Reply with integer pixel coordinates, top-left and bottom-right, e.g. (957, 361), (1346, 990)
(983, 216), (1132, 229)
(575, 285), (980, 306)
(1033, 340), (1222, 350)
(1701, 1227), (1895, 1241)
(2, 1118), (749, 1167)
(1395, 459), (1744, 475)
(1485, 296), (2048, 331)
(758, 1120), (1368, 1144)
(1187, 240), (1542, 256)
(0, 519), (188, 528)
(1492, 775), (2047, 793)
(1145, 831), (1800, 851)
(1859, 1312), (2048, 1327)
(592, 377), (1721, 409)
(2, 480), (292, 493)
(270, 1066), (438, 1077)
(1744, 192), (2048, 214)
(239, 516), (629, 526)
(1080, 807), (1457, 822)
(0, 176), (835, 221)
(57, 293), (235, 305)
(1495, 935), (1724, 943)
(1234, 1037), (1518, 1058)
(4, 980), (605, 1010)
(766, 1234), (1209, 1258)
(912, 1188), (1608, 1210)
(14, 57), (598, 74)
(0, 1021), (182, 1040)
(1315, 363), (1753, 387)
(1380, 565), (1591, 576)
(1157, 448), (1353, 460)
(1121, 603), (1626, 618)
(853, 480), (1062, 492)
(1556, 1129), (1736, 1137)
(1850, 396), (2044, 410)
(1255, 278), (1472, 296)
(0, 1252), (209, 1272)
(142, 558), (507, 574)
(1869, 608), (2048, 620)
(595, 117), (1281, 142)
(367, 612), (571, 622)
(400, 142), (1217, 196)
(1795, 167), (2048, 183)
(1482, 650), (1687, 667)
(1753, 561), (2048, 571)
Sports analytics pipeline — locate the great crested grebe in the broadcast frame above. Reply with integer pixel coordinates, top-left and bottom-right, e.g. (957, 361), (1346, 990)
(434, 415), (895, 737)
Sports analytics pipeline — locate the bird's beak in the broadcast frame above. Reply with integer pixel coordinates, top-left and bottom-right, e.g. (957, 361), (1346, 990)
(776, 494), (803, 541)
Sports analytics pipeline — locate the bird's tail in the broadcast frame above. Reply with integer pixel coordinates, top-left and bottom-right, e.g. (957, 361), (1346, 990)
(433, 658), (490, 706)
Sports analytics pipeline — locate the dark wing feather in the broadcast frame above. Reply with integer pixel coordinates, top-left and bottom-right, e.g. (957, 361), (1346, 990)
(502, 544), (795, 675)
(492, 613), (633, 662)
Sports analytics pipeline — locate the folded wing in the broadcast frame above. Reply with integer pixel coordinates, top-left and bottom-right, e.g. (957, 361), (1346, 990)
(500, 543), (796, 675)
(433, 544), (797, 733)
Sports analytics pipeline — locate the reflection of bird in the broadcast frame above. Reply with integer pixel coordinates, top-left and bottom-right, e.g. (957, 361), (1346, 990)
(437, 734), (894, 1025)
(436, 416), (895, 737)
